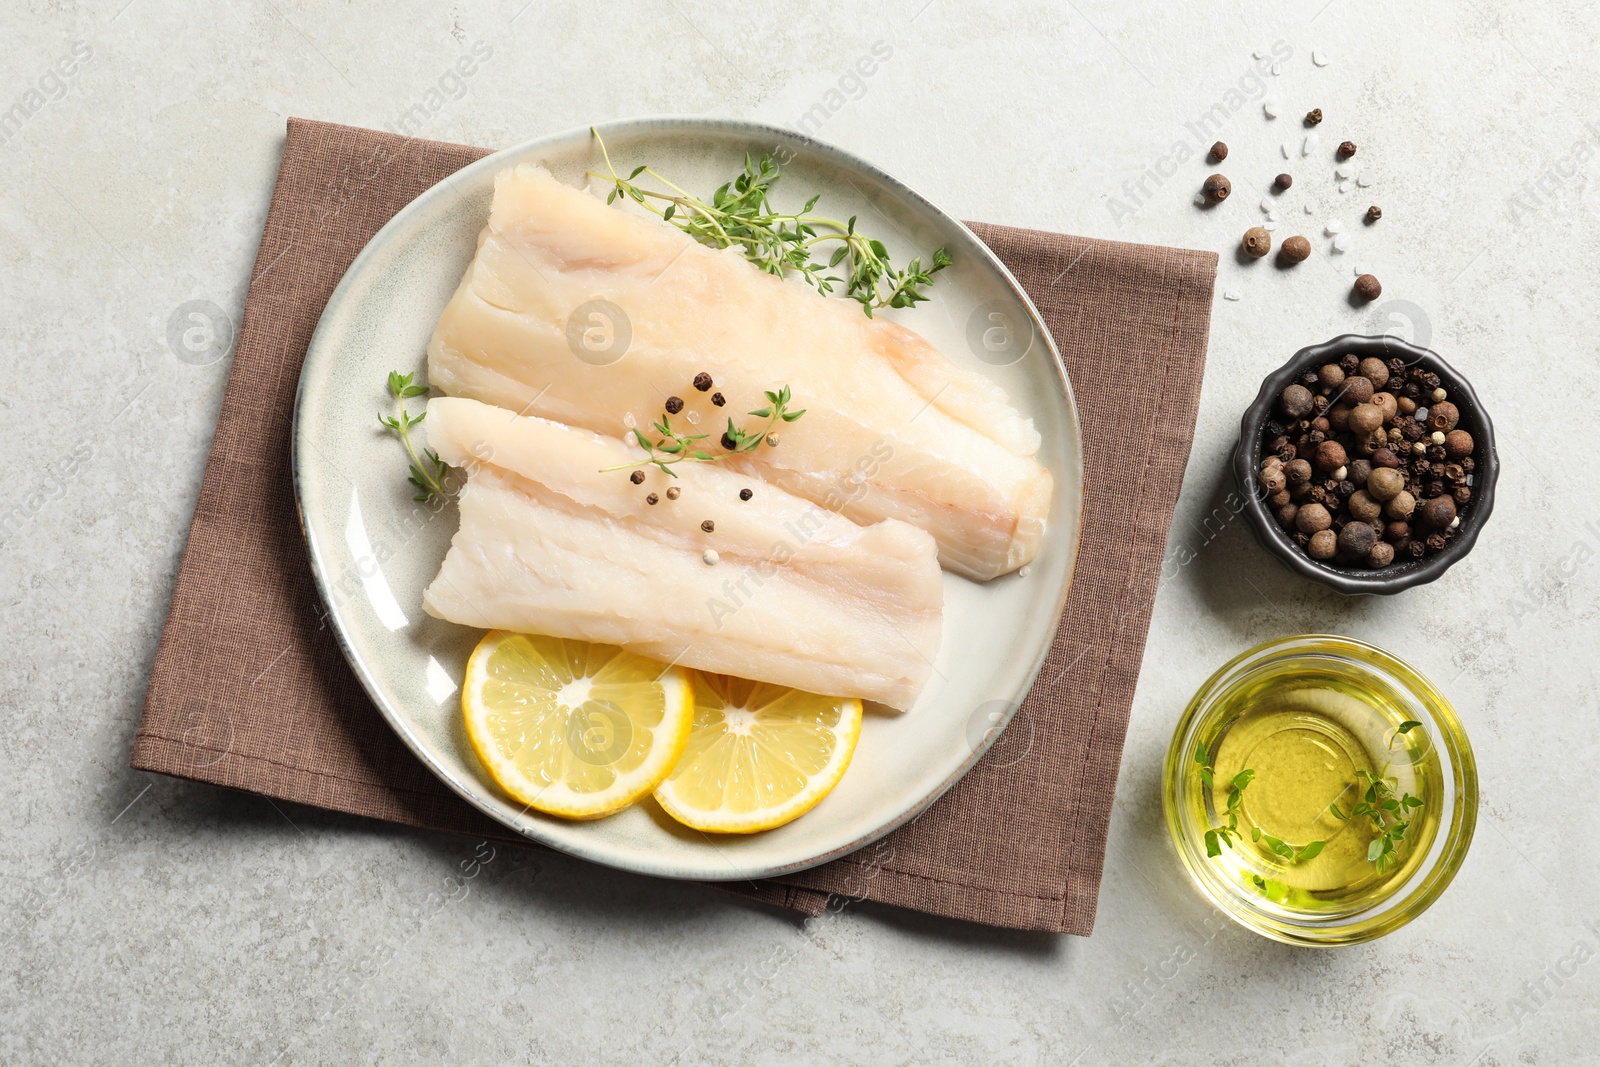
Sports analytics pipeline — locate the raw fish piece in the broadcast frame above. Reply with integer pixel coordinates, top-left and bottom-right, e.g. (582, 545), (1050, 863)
(426, 163), (1053, 580)
(421, 397), (943, 711)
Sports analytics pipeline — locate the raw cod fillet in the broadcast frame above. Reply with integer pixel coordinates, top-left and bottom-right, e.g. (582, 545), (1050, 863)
(427, 163), (1053, 580)
(420, 397), (944, 711)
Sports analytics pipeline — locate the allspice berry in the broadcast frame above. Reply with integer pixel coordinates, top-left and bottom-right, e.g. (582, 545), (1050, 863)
(1354, 274), (1382, 301)
(1274, 173), (1294, 191)
(1281, 383), (1314, 418)
(1371, 391), (1397, 422)
(1243, 227), (1272, 258)
(1338, 521), (1377, 557)
(1358, 358), (1390, 389)
(1384, 489), (1417, 520)
(1337, 140), (1357, 160)
(1444, 429), (1474, 459)
(1295, 502), (1333, 533)
(1285, 459), (1313, 484)
(1368, 542), (1396, 568)
(1209, 141), (1229, 162)
(1308, 529), (1338, 559)
(1366, 205), (1382, 223)
(1305, 108), (1323, 125)
(1349, 403), (1384, 435)
(1314, 440), (1348, 472)
(1428, 401), (1460, 432)
(1366, 466), (1405, 501)
(1280, 235), (1312, 263)
(1318, 364), (1346, 389)
(1202, 173), (1232, 203)
(1261, 465), (1287, 492)
(1420, 495), (1457, 529)
(1341, 376), (1374, 405)
(1348, 489), (1382, 521)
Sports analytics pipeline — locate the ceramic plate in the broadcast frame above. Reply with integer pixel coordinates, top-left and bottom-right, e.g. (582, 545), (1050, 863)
(293, 118), (1084, 880)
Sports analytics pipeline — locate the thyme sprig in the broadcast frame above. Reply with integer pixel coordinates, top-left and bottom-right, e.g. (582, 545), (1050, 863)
(1195, 743), (1324, 863)
(1330, 765), (1424, 874)
(588, 130), (951, 318)
(379, 371), (449, 502)
(600, 386), (805, 478)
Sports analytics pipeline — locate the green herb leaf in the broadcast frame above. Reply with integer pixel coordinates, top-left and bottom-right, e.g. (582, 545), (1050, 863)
(1205, 830), (1220, 858)
(1397, 720), (1422, 734)
(380, 371), (449, 503)
(1296, 840), (1325, 862)
(1368, 839), (1384, 862)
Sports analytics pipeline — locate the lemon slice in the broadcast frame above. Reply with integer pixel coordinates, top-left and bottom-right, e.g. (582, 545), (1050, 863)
(462, 631), (692, 820)
(653, 673), (863, 833)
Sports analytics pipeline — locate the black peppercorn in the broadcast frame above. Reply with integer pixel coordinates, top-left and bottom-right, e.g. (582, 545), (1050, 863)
(721, 432), (737, 450)
(666, 486), (680, 500)
(1305, 108), (1323, 125)
(630, 470), (645, 484)
(693, 372), (713, 391)
(1365, 205), (1382, 224)
(646, 492), (659, 505)
(1209, 141), (1228, 162)
(1453, 486), (1472, 505)
(701, 519), (715, 533)
(739, 488), (753, 501)
(711, 392), (726, 407)
(1337, 140), (1357, 160)
(664, 396), (684, 415)
(1425, 533), (1447, 552)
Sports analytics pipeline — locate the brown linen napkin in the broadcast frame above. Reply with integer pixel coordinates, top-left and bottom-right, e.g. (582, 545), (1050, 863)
(131, 119), (1216, 935)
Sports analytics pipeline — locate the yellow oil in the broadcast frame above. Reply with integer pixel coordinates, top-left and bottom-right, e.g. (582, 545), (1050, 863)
(1194, 664), (1442, 914)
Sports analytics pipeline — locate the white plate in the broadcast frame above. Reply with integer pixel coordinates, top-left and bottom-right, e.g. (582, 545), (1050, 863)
(293, 118), (1084, 881)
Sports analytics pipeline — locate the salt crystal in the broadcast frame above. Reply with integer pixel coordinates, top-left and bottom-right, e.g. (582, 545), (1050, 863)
(1261, 197), (1274, 212)
(1271, 61), (1282, 76)
(1312, 50), (1330, 66)
(1262, 221), (1277, 231)
(1253, 49), (1268, 59)
(1304, 203), (1316, 214)
(1018, 565), (1032, 577)
(1339, 180), (1353, 194)
(1302, 133), (1319, 157)
(1335, 163), (1354, 179)
(1282, 142), (1292, 159)
(1264, 100), (1280, 118)
(1267, 210), (1279, 222)
(1223, 290), (1242, 301)
(1324, 219), (1343, 235)
(1354, 264), (1369, 277)
(684, 410), (701, 425)
(1357, 172), (1374, 188)
(623, 412), (637, 428)
(1332, 234), (1350, 252)
(1415, 406), (1430, 421)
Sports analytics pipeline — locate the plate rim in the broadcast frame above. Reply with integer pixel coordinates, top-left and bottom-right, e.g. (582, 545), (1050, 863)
(291, 115), (1086, 881)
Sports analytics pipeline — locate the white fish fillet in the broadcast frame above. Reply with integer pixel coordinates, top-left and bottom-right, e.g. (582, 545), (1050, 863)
(420, 397), (943, 711)
(427, 163), (1053, 580)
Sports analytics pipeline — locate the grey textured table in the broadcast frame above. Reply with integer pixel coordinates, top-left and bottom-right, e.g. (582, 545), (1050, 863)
(3, 2), (1596, 1063)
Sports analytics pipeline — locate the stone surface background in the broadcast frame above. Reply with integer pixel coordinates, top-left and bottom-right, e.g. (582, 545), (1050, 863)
(3, 1), (1597, 1063)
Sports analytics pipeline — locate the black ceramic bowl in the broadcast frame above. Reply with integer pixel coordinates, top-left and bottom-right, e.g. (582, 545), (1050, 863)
(1233, 334), (1499, 595)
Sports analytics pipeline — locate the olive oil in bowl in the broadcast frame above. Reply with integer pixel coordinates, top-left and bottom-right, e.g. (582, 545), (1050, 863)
(1164, 636), (1477, 946)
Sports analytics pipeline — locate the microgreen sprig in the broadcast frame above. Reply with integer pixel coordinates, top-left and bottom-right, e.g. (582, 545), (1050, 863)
(1329, 765), (1425, 875)
(379, 371), (449, 502)
(588, 130), (951, 318)
(600, 386), (806, 478)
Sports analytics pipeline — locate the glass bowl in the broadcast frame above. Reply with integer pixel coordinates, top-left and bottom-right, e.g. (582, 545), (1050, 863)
(1162, 634), (1478, 946)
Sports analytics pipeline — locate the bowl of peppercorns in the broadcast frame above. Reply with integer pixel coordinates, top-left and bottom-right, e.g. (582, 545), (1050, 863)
(1233, 334), (1499, 595)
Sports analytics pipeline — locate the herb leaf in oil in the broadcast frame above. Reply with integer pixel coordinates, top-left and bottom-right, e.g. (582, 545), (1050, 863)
(1333, 766), (1422, 875)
